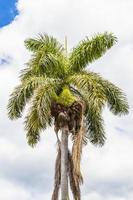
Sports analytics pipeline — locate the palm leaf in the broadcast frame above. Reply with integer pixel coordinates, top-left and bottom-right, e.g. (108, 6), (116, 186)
(25, 81), (57, 146)
(21, 52), (68, 80)
(69, 32), (117, 71)
(25, 105), (42, 147)
(25, 34), (64, 54)
(99, 79), (129, 115)
(85, 100), (106, 146)
(82, 71), (129, 115)
(7, 76), (58, 119)
(67, 72), (106, 110)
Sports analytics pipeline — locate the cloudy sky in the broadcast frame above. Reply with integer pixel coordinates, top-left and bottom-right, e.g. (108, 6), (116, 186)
(0, 0), (133, 199)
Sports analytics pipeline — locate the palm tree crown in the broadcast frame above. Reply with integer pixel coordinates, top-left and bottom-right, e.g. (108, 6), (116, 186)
(8, 32), (129, 146)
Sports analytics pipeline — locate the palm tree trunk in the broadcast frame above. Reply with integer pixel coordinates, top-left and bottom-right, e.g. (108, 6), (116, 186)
(61, 126), (69, 200)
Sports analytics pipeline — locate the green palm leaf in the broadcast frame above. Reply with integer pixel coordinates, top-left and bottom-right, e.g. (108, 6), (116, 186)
(25, 81), (58, 146)
(69, 32), (117, 71)
(21, 51), (68, 80)
(84, 71), (129, 115)
(7, 76), (58, 119)
(67, 73), (106, 109)
(25, 34), (64, 54)
(85, 102), (105, 146)
(68, 71), (129, 115)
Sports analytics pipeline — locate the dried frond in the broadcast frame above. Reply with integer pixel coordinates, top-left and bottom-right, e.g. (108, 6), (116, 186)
(72, 123), (84, 185)
(52, 146), (61, 200)
(68, 151), (81, 200)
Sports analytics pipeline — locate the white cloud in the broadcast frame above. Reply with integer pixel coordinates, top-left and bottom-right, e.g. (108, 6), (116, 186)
(0, 179), (31, 200)
(0, 0), (133, 199)
(83, 192), (103, 200)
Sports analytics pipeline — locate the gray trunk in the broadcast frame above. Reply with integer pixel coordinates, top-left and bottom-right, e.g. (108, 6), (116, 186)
(61, 126), (69, 200)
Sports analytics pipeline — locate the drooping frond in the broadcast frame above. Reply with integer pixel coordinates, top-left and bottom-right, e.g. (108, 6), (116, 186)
(82, 71), (129, 115)
(68, 73), (107, 110)
(25, 81), (57, 146)
(67, 73), (106, 145)
(85, 101), (106, 146)
(99, 79), (129, 115)
(67, 71), (128, 145)
(69, 32), (117, 71)
(33, 83), (55, 125)
(24, 104), (42, 147)
(7, 76), (49, 119)
(25, 34), (64, 54)
(68, 151), (81, 200)
(68, 71), (129, 116)
(19, 67), (35, 81)
(72, 123), (84, 184)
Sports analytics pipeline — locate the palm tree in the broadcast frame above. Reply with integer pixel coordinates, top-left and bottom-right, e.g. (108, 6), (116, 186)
(7, 33), (129, 200)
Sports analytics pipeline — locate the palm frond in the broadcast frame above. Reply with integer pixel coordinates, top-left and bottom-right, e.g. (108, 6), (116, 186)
(33, 84), (55, 125)
(67, 73), (106, 146)
(25, 81), (57, 146)
(67, 71), (129, 145)
(7, 76), (49, 119)
(82, 71), (129, 115)
(25, 34), (64, 54)
(69, 32), (117, 71)
(72, 125), (84, 184)
(100, 79), (129, 115)
(19, 53), (49, 81)
(85, 100), (106, 146)
(38, 53), (68, 78)
(21, 51), (68, 80)
(25, 105), (43, 147)
(19, 67), (35, 81)
(24, 38), (42, 52)
(68, 71), (129, 115)
(68, 73), (107, 110)
(68, 151), (81, 200)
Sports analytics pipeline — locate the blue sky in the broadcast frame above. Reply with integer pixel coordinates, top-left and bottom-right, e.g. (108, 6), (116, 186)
(0, 0), (18, 27)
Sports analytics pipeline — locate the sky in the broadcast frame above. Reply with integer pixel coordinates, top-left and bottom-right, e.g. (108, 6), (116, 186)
(0, 0), (18, 27)
(0, 0), (133, 200)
